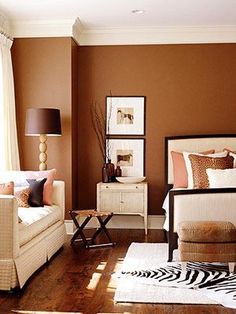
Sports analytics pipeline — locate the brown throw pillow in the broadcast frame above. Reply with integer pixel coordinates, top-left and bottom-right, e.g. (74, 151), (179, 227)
(0, 181), (14, 195)
(14, 187), (31, 208)
(188, 154), (234, 189)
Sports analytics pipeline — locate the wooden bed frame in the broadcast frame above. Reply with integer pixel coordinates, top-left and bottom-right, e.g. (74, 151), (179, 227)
(165, 134), (236, 262)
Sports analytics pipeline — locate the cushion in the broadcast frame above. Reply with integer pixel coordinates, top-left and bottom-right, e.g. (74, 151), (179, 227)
(27, 178), (47, 207)
(177, 221), (236, 242)
(0, 169), (56, 205)
(207, 168), (236, 188)
(18, 205), (62, 246)
(171, 150), (215, 188)
(224, 148), (236, 154)
(230, 152), (236, 167)
(183, 151), (228, 188)
(0, 181), (14, 195)
(14, 187), (31, 208)
(0, 182), (22, 222)
(24, 169), (56, 205)
(178, 242), (236, 262)
(224, 148), (236, 167)
(188, 154), (234, 189)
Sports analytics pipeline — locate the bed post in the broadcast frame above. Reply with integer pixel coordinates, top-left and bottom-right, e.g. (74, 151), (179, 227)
(165, 137), (178, 261)
(168, 190), (178, 262)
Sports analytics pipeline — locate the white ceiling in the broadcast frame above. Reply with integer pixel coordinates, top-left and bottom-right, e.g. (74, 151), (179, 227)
(0, 0), (236, 29)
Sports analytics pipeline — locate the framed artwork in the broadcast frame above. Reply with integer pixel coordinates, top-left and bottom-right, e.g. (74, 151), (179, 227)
(106, 139), (145, 176)
(106, 96), (145, 135)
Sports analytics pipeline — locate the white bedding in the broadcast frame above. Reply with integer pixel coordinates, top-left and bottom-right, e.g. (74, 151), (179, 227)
(162, 188), (188, 231)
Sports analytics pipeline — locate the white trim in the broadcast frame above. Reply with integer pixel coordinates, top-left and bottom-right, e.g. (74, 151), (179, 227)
(9, 19), (236, 45)
(77, 25), (236, 45)
(64, 219), (75, 235)
(11, 19), (76, 38)
(72, 18), (83, 45)
(64, 215), (165, 235)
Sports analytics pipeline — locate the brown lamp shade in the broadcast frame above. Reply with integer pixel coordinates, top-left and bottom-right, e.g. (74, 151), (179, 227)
(25, 108), (62, 136)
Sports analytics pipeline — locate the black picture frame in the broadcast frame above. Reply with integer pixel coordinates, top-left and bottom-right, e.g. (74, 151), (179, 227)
(106, 96), (146, 136)
(106, 138), (145, 176)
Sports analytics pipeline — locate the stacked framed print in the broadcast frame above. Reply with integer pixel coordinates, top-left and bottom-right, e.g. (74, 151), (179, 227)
(106, 96), (145, 136)
(106, 96), (146, 176)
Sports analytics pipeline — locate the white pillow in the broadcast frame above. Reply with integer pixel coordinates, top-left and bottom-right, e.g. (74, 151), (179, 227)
(229, 152), (236, 167)
(207, 168), (236, 188)
(183, 151), (228, 189)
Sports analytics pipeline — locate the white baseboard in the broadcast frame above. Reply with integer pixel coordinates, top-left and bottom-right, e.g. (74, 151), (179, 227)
(64, 220), (75, 234)
(65, 215), (165, 235)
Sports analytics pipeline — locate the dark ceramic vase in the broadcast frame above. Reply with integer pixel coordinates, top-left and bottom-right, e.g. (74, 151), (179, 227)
(106, 159), (115, 182)
(102, 164), (109, 183)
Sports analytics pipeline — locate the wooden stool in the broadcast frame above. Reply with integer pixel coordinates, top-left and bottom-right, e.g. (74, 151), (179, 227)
(69, 209), (116, 248)
(178, 221), (236, 273)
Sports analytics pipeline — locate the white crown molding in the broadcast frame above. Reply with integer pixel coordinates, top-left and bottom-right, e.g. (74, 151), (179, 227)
(11, 19), (76, 38)
(72, 18), (83, 45)
(9, 18), (236, 45)
(77, 25), (236, 45)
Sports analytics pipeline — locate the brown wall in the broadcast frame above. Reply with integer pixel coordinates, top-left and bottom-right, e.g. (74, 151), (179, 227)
(77, 44), (236, 214)
(12, 37), (76, 216)
(12, 41), (236, 217)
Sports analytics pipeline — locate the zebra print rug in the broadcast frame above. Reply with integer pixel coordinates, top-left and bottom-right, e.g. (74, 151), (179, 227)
(114, 243), (236, 308)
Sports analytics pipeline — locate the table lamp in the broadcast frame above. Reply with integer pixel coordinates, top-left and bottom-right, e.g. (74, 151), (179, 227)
(25, 108), (61, 170)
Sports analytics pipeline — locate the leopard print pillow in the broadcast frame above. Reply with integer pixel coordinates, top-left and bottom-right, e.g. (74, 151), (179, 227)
(188, 154), (234, 189)
(14, 187), (31, 208)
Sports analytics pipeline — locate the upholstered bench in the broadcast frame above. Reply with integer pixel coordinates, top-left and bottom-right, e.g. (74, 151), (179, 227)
(177, 221), (236, 273)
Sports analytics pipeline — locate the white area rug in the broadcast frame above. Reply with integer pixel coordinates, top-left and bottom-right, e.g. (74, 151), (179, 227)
(115, 243), (225, 306)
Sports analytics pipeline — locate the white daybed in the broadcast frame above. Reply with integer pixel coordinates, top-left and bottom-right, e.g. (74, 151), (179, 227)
(0, 180), (66, 290)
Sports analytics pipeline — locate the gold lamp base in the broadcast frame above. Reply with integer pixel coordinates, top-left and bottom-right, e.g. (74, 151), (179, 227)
(39, 134), (47, 170)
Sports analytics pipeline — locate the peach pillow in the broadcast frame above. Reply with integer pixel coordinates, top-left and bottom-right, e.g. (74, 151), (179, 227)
(24, 169), (56, 205)
(0, 181), (14, 195)
(224, 148), (236, 153)
(171, 150), (215, 188)
(0, 182), (22, 222)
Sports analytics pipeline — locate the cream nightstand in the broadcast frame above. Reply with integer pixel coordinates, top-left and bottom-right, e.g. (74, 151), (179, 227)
(96, 182), (148, 234)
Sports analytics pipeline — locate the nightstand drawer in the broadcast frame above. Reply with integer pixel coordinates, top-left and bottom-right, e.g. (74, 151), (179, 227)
(100, 183), (144, 192)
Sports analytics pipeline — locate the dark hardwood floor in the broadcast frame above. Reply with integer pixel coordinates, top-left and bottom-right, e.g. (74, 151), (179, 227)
(0, 229), (235, 314)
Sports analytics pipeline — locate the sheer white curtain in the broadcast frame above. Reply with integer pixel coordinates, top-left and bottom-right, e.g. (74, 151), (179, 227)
(0, 31), (20, 171)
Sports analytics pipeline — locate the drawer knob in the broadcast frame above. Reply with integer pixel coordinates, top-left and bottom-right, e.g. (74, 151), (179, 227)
(120, 201), (124, 203)
(106, 186), (109, 188)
